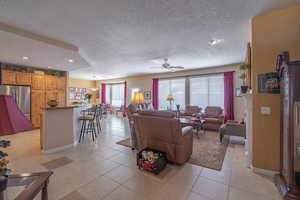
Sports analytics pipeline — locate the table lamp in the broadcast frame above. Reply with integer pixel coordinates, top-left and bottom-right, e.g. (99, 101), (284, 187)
(132, 91), (145, 109)
(166, 94), (174, 110)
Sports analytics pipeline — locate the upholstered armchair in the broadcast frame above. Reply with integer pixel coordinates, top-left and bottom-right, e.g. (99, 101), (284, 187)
(133, 110), (193, 164)
(219, 121), (246, 142)
(180, 105), (202, 117)
(201, 106), (224, 131)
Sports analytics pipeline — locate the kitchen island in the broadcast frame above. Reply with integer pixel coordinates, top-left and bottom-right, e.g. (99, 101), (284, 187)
(40, 105), (85, 153)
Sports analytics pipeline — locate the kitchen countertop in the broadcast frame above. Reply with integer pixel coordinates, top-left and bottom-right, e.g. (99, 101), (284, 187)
(44, 105), (79, 110)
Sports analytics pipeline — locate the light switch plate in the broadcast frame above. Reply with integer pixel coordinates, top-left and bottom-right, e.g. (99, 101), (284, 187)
(261, 107), (271, 115)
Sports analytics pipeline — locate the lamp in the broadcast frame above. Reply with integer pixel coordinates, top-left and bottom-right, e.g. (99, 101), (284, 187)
(132, 91), (145, 108)
(166, 94), (174, 110)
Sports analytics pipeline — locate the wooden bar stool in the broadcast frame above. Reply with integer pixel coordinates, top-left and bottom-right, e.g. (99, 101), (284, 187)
(79, 107), (98, 142)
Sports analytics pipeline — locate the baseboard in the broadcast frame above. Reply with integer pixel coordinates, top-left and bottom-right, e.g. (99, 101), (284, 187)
(252, 167), (279, 177)
(42, 143), (74, 154)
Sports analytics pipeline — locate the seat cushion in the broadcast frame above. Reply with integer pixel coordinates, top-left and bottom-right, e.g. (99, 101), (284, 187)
(79, 116), (93, 120)
(204, 118), (222, 123)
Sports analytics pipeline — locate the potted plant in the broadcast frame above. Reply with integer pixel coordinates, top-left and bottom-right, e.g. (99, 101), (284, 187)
(239, 63), (251, 93)
(0, 140), (11, 199)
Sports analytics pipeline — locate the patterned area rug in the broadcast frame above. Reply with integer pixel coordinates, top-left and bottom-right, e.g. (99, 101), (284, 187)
(189, 131), (228, 170)
(116, 131), (228, 171)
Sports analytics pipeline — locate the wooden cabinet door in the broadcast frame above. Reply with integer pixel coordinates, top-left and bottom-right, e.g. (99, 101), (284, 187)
(16, 72), (32, 85)
(31, 113), (41, 128)
(32, 74), (45, 90)
(1, 70), (16, 85)
(45, 75), (57, 90)
(57, 77), (66, 90)
(57, 90), (66, 107)
(45, 90), (58, 107)
(31, 90), (45, 128)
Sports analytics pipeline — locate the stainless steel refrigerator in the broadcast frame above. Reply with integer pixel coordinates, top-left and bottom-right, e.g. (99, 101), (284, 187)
(0, 85), (31, 120)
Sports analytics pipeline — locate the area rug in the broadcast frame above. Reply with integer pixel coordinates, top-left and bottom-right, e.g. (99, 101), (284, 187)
(116, 138), (132, 148)
(116, 131), (228, 171)
(188, 131), (228, 170)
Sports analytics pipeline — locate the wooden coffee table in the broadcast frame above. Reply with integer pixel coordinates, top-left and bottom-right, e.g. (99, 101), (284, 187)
(179, 117), (205, 137)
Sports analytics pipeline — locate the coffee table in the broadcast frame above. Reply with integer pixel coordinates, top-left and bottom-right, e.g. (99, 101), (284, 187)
(179, 117), (205, 137)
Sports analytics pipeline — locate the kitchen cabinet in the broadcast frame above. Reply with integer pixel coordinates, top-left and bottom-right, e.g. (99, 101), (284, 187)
(57, 90), (66, 107)
(45, 75), (57, 90)
(16, 72), (32, 85)
(32, 74), (45, 90)
(56, 77), (66, 90)
(45, 90), (58, 107)
(31, 90), (45, 128)
(1, 70), (16, 85)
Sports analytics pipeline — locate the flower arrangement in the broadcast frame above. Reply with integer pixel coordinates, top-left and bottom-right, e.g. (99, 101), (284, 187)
(0, 140), (10, 176)
(85, 93), (92, 103)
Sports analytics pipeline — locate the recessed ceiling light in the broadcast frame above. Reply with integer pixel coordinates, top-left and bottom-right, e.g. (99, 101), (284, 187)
(23, 56), (29, 60)
(68, 59), (74, 63)
(209, 39), (224, 46)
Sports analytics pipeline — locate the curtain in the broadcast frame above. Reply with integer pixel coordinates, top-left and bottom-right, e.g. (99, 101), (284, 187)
(152, 78), (159, 110)
(123, 82), (127, 116)
(224, 72), (234, 122)
(101, 83), (106, 104)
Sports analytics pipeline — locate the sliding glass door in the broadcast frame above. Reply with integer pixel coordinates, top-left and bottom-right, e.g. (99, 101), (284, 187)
(105, 83), (125, 107)
(190, 74), (224, 109)
(159, 78), (185, 110)
(158, 74), (224, 110)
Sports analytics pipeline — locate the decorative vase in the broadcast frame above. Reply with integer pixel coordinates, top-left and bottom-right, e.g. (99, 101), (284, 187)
(241, 86), (248, 94)
(48, 100), (58, 107)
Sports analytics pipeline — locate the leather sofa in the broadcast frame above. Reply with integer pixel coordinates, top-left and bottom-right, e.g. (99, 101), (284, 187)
(201, 106), (224, 131)
(133, 110), (193, 164)
(180, 105), (202, 117)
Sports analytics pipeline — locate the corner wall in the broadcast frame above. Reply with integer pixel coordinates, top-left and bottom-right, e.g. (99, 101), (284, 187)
(251, 6), (300, 171)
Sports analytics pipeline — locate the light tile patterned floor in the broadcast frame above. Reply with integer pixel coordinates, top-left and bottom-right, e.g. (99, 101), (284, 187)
(1, 115), (282, 200)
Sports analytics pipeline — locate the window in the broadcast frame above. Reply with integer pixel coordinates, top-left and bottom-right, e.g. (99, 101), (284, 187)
(111, 84), (125, 107)
(105, 83), (125, 107)
(159, 78), (185, 110)
(190, 74), (224, 109)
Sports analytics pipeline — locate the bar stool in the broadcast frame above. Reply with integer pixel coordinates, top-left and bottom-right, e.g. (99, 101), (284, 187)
(79, 107), (98, 142)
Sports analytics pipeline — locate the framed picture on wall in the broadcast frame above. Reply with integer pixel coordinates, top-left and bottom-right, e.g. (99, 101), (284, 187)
(144, 91), (151, 100)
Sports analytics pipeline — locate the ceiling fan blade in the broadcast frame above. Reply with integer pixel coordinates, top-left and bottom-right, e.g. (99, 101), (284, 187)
(150, 66), (164, 69)
(170, 66), (184, 69)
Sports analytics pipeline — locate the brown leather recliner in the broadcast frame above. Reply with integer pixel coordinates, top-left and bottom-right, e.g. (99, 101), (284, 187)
(133, 110), (193, 164)
(201, 106), (224, 131)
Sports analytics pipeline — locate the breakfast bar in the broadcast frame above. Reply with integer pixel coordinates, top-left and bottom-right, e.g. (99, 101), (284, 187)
(40, 106), (82, 154)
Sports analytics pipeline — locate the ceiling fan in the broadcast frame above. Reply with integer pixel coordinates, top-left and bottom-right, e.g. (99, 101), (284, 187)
(150, 58), (184, 72)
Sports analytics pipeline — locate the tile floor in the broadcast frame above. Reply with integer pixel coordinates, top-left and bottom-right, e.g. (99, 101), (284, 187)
(2, 115), (281, 200)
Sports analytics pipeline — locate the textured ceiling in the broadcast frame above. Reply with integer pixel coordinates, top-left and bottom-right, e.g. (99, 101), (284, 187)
(0, 0), (298, 80)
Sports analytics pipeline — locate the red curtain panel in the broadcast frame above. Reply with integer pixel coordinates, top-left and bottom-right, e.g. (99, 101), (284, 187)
(123, 82), (127, 117)
(0, 95), (33, 136)
(152, 78), (159, 110)
(101, 83), (106, 104)
(224, 72), (234, 122)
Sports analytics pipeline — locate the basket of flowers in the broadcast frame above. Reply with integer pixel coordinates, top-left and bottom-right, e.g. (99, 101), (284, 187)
(137, 148), (167, 175)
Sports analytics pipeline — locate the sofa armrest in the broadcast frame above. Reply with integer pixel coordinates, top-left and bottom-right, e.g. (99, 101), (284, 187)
(181, 126), (193, 137)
